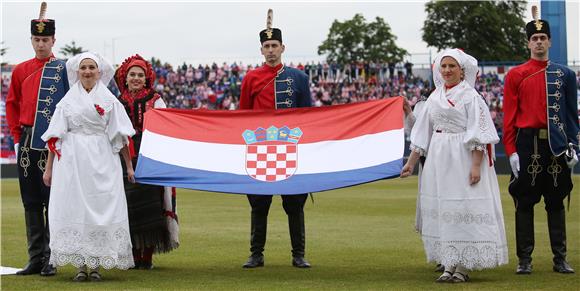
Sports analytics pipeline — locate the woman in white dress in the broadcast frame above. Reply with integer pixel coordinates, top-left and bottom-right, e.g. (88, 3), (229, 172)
(400, 48), (508, 283)
(42, 52), (136, 281)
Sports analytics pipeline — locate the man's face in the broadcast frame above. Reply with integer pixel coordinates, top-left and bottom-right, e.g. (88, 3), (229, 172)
(527, 33), (551, 59)
(260, 40), (285, 66)
(31, 35), (55, 59)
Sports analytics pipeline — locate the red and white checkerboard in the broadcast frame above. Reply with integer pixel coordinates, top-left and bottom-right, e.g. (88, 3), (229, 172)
(245, 144), (297, 182)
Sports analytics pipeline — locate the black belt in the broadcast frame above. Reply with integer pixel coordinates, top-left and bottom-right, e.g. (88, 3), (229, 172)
(518, 128), (548, 139)
(21, 126), (33, 136)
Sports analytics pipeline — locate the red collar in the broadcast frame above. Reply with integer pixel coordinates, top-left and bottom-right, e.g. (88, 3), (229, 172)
(35, 54), (54, 63)
(263, 63), (283, 73)
(529, 58), (549, 67)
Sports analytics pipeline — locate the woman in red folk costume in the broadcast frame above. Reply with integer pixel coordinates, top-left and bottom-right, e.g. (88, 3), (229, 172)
(116, 55), (179, 270)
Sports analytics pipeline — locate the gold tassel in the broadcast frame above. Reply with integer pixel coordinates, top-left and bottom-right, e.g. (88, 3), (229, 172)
(38, 2), (47, 20)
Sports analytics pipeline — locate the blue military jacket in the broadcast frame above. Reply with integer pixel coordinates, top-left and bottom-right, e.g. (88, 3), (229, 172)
(31, 58), (69, 149)
(274, 66), (311, 109)
(545, 62), (579, 157)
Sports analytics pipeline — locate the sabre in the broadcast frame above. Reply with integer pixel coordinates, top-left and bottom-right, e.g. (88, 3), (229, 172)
(565, 143), (574, 159)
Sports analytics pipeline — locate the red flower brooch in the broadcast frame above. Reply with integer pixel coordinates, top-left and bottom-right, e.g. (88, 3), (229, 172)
(94, 104), (105, 116)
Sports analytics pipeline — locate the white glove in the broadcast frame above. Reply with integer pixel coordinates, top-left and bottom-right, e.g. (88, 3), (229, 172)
(14, 143), (19, 159)
(566, 148), (578, 169)
(509, 153), (520, 178)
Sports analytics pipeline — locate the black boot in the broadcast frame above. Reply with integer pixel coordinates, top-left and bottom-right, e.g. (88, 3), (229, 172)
(289, 212), (310, 268)
(515, 210), (534, 274)
(548, 209), (575, 274)
(16, 211), (45, 275)
(242, 255), (264, 268)
(242, 212), (266, 268)
(40, 211), (56, 276)
(40, 263), (56, 276)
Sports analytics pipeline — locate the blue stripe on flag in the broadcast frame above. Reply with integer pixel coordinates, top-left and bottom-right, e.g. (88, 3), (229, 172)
(135, 155), (403, 195)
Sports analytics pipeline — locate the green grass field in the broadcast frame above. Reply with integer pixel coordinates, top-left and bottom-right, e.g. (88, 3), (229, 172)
(1, 176), (579, 290)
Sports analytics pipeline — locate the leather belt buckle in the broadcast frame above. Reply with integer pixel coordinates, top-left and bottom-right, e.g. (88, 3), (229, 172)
(539, 129), (548, 139)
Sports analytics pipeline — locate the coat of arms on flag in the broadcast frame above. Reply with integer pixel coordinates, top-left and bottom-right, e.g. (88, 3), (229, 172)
(242, 126), (303, 182)
(135, 97), (405, 195)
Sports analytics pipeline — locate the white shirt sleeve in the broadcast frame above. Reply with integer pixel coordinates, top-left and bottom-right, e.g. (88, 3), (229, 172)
(154, 98), (167, 109)
(463, 92), (499, 151)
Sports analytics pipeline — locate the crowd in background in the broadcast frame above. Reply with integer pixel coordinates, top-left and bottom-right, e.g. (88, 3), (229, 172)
(1, 75), (11, 154)
(147, 61), (429, 111)
(2, 61), (580, 154)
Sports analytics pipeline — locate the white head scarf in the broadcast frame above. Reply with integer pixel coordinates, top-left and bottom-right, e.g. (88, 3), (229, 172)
(432, 48), (479, 89)
(61, 52), (118, 122)
(66, 52), (115, 86)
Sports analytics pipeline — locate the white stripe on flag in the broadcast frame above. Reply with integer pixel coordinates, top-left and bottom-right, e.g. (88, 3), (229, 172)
(140, 128), (404, 175)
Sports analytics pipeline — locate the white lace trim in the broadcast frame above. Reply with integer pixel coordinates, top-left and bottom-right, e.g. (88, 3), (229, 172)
(49, 226), (134, 270)
(410, 143), (426, 156)
(422, 237), (507, 270)
(478, 105), (490, 132)
(51, 252), (134, 270)
(467, 142), (486, 152)
(476, 105), (496, 143)
(111, 135), (129, 154)
(421, 209), (495, 225)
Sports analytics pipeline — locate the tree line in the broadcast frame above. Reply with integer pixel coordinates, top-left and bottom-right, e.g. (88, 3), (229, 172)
(2, 1), (528, 65)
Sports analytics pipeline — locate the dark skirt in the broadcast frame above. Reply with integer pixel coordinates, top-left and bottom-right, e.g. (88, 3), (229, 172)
(123, 153), (175, 253)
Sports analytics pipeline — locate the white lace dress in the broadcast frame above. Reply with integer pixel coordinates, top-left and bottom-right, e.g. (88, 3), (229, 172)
(42, 81), (135, 270)
(409, 80), (508, 270)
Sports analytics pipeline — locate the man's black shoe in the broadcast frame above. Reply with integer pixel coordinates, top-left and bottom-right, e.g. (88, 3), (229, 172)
(516, 263), (532, 274)
(16, 261), (43, 275)
(553, 261), (575, 274)
(40, 263), (56, 276)
(242, 255), (264, 268)
(292, 257), (311, 268)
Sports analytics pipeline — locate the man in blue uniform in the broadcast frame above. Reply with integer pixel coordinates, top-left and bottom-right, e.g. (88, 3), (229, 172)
(6, 2), (69, 276)
(503, 8), (578, 275)
(238, 9), (312, 269)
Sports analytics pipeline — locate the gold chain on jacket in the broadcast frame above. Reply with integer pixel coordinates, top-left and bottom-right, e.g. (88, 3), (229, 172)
(18, 132), (48, 177)
(527, 136), (542, 186)
(19, 134), (31, 177)
(38, 150), (47, 172)
(547, 156), (562, 187)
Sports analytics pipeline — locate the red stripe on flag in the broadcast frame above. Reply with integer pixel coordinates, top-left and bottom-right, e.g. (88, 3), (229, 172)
(144, 97), (405, 145)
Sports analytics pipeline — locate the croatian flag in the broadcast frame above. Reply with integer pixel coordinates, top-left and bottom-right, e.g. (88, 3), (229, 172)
(135, 97), (404, 195)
